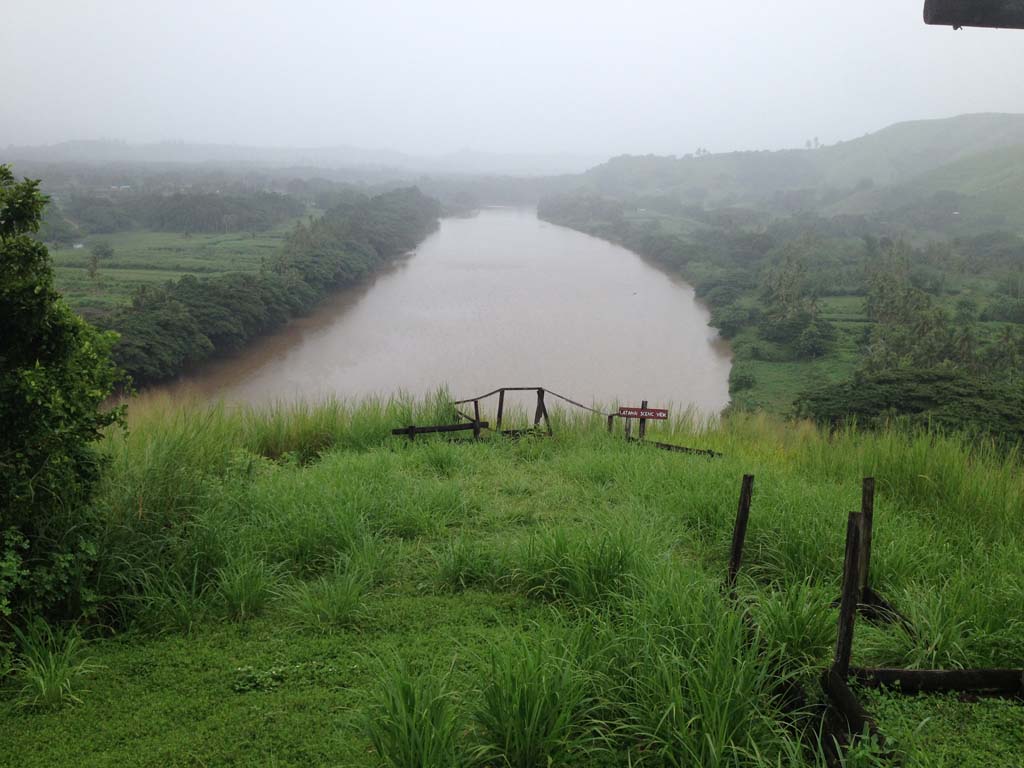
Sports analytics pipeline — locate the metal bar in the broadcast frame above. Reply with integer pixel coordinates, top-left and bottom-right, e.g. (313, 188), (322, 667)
(545, 388), (610, 416)
(924, 0), (1024, 29)
(453, 387), (540, 404)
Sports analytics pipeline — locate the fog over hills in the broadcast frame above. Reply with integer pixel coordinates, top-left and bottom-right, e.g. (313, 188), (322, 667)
(2, 139), (604, 177)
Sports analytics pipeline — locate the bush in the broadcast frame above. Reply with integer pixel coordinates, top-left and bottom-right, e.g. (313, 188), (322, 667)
(729, 364), (757, 392)
(0, 166), (122, 622)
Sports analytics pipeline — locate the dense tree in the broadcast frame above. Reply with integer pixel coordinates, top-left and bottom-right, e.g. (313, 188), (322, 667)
(0, 166), (122, 622)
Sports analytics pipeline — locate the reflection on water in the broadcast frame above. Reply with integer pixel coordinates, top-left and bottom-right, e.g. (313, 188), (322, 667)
(157, 208), (731, 414)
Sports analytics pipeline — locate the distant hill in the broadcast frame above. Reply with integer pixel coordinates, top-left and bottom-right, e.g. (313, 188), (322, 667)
(577, 113), (1024, 215)
(2, 139), (603, 177)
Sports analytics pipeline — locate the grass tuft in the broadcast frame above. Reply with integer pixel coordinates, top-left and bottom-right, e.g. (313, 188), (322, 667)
(11, 620), (96, 709)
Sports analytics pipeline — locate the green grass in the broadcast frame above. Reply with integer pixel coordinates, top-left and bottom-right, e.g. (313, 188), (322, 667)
(1, 396), (1022, 766)
(49, 220), (304, 312)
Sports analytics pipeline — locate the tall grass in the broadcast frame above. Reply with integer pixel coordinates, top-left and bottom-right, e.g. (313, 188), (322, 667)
(216, 554), (282, 621)
(474, 633), (594, 767)
(365, 660), (467, 768)
(60, 392), (1024, 764)
(10, 620), (96, 709)
(275, 562), (368, 632)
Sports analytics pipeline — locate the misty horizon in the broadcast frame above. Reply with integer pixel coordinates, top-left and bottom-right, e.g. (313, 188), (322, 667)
(4, 1), (1024, 160)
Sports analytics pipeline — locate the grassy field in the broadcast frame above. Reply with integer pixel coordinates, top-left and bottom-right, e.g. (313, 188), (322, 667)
(50, 220), (306, 314)
(727, 296), (867, 414)
(1, 395), (1021, 767)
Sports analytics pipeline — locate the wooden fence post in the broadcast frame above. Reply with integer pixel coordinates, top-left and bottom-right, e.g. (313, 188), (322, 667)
(473, 400), (481, 440)
(858, 478), (875, 599)
(624, 417), (632, 440)
(639, 399), (648, 440)
(533, 388), (553, 435)
(496, 390), (505, 431)
(407, 425), (416, 442)
(833, 512), (863, 678)
(606, 414), (614, 433)
(727, 474), (755, 593)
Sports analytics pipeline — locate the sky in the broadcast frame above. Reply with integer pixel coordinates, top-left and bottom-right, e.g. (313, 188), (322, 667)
(2, 0), (1023, 158)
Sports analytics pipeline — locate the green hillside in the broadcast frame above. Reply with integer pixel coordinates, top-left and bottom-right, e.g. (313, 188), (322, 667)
(578, 113), (1024, 211)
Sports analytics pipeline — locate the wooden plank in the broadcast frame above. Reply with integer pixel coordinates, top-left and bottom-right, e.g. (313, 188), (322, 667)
(625, 437), (721, 457)
(727, 474), (755, 593)
(924, 0), (1024, 29)
(533, 388), (544, 426)
(391, 422), (489, 436)
(821, 669), (886, 746)
(862, 587), (917, 636)
(858, 478), (875, 599)
(833, 512), (862, 678)
(851, 667), (1024, 696)
(638, 399), (648, 440)
(496, 389), (505, 430)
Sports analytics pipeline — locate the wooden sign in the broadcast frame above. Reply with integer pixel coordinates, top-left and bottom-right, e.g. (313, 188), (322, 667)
(618, 406), (668, 420)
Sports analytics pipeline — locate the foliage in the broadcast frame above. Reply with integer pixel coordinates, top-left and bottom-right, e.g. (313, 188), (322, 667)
(0, 165), (122, 622)
(795, 368), (1024, 445)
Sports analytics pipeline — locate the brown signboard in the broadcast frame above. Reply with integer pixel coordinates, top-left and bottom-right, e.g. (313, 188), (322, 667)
(619, 406), (669, 420)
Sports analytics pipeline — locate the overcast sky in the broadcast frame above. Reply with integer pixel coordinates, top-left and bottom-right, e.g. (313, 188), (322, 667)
(2, 1), (1023, 157)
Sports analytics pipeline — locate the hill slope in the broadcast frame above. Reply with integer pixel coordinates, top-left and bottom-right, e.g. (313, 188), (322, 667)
(578, 113), (1024, 209)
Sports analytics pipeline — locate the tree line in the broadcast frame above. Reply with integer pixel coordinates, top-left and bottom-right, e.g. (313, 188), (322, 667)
(106, 187), (441, 384)
(39, 189), (307, 242)
(539, 192), (1024, 444)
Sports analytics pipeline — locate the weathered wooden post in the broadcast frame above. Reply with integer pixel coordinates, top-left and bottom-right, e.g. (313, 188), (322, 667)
(727, 474), (755, 593)
(473, 400), (482, 440)
(606, 413), (614, 433)
(496, 389), (505, 431)
(833, 512), (863, 678)
(638, 399), (648, 440)
(533, 388), (552, 435)
(857, 478), (875, 600)
(407, 425), (416, 442)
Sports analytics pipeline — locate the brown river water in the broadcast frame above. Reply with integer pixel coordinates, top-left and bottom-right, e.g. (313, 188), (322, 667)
(157, 208), (731, 414)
